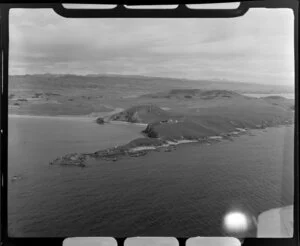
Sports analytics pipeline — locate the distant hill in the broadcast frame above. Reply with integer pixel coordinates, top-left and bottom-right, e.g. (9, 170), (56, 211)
(141, 89), (243, 100)
(9, 74), (294, 94)
(261, 96), (294, 110)
(8, 74), (294, 116)
(109, 104), (172, 123)
(262, 96), (287, 100)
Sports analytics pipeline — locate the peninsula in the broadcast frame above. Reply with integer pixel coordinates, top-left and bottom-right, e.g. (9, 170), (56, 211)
(49, 89), (294, 167)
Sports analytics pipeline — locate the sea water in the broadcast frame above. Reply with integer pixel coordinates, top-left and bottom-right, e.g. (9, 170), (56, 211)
(8, 116), (294, 237)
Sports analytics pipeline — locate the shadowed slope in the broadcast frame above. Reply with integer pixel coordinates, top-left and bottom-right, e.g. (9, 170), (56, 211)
(109, 104), (173, 123)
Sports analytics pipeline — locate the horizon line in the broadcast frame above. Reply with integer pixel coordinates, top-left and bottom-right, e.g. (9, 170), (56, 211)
(8, 72), (294, 87)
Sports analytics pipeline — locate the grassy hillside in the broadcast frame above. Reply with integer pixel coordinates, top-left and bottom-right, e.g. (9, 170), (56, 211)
(107, 89), (294, 140)
(109, 104), (171, 123)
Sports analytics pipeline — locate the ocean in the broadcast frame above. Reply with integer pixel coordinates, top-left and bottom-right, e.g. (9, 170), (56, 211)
(8, 116), (294, 237)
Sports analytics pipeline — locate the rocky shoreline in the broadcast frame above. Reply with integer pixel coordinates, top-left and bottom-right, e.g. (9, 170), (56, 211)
(49, 119), (293, 167)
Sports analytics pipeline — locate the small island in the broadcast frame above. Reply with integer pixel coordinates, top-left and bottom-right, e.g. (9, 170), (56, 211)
(95, 117), (105, 125)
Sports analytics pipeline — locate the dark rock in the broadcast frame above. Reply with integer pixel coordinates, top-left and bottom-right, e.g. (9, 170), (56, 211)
(96, 117), (105, 125)
(32, 93), (43, 98)
(45, 92), (61, 96)
(17, 98), (28, 102)
(50, 153), (87, 167)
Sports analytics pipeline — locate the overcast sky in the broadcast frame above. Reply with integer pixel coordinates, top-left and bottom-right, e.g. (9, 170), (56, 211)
(9, 7), (294, 85)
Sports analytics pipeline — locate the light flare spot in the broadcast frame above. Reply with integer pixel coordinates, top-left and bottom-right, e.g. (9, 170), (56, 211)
(223, 211), (249, 233)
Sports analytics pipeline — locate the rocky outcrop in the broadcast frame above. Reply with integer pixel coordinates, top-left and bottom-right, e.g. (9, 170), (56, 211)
(50, 153), (88, 167)
(109, 104), (170, 123)
(50, 136), (180, 167)
(96, 117), (105, 124)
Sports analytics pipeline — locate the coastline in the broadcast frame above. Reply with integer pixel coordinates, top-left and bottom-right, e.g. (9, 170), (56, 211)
(9, 112), (294, 167)
(49, 122), (294, 167)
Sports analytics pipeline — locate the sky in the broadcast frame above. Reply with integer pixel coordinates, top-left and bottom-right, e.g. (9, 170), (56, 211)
(9, 6), (294, 86)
